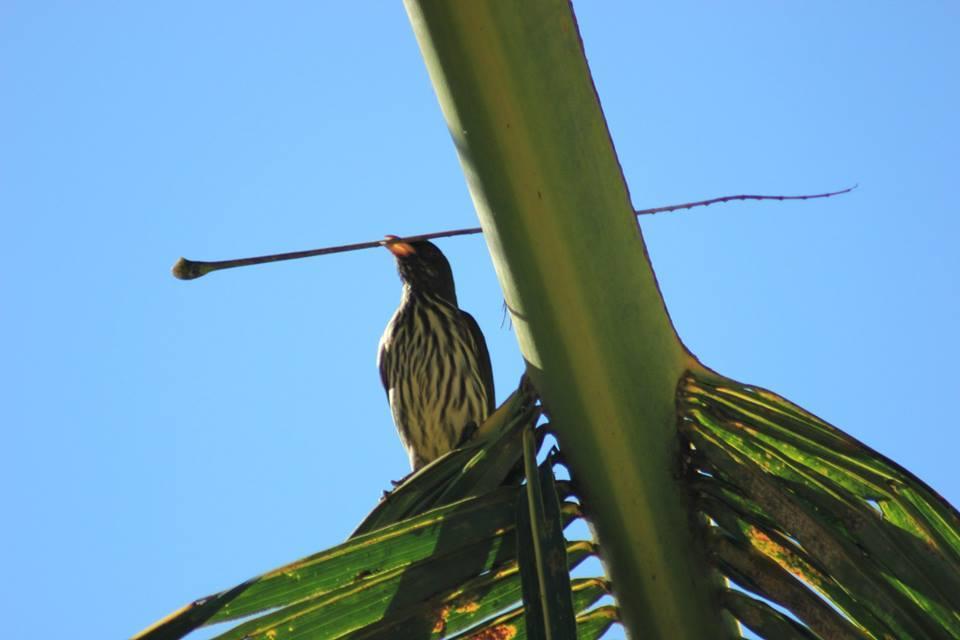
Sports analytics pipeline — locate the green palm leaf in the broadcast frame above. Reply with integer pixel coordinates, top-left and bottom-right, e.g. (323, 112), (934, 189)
(681, 371), (960, 638)
(134, 392), (605, 640)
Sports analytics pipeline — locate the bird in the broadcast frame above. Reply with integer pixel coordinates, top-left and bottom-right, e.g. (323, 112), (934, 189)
(378, 238), (495, 471)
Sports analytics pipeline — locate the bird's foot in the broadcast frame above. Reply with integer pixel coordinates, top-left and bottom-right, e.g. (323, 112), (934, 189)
(390, 470), (414, 487)
(380, 471), (413, 500)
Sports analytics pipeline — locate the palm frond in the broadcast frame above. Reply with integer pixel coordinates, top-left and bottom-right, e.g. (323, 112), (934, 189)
(133, 388), (608, 640)
(680, 370), (960, 639)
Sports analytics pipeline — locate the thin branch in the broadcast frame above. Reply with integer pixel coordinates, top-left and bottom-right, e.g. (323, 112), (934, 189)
(171, 186), (856, 280)
(170, 228), (481, 280)
(636, 185), (856, 216)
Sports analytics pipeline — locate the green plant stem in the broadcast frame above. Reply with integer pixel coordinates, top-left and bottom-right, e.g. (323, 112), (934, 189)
(403, 1), (727, 637)
(522, 426), (554, 640)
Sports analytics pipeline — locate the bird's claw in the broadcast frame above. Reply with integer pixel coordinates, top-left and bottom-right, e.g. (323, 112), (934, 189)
(381, 472), (411, 500)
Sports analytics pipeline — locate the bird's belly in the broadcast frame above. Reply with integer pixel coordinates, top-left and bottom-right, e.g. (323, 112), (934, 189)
(385, 314), (488, 468)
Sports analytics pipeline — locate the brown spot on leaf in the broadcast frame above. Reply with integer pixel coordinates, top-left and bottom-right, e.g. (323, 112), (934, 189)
(455, 598), (480, 614)
(432, 605), (452, 634)
(468, 624), (518, 640)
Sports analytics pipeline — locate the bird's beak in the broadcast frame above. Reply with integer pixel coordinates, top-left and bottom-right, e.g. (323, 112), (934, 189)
(384, 235), (416, 258)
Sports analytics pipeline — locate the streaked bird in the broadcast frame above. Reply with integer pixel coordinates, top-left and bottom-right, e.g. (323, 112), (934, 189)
(378, 239), (494, 470)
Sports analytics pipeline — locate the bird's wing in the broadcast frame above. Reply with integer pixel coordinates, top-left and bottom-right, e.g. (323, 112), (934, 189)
(377, 336), (392, 399)
(462, 311), (495, 414)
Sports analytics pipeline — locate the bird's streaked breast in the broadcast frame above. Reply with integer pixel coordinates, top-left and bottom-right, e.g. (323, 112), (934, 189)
(379, 289), (490, 469)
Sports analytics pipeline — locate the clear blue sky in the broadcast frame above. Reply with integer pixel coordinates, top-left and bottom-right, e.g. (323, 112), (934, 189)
(2, 3), (957, 638)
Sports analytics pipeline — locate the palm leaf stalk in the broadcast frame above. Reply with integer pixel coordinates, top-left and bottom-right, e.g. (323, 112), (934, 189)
(402, 1), (728, 636)
(402, 0), (960, 638)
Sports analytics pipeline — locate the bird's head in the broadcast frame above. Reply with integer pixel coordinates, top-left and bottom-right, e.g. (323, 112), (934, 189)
(385, 237), (457, 304)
